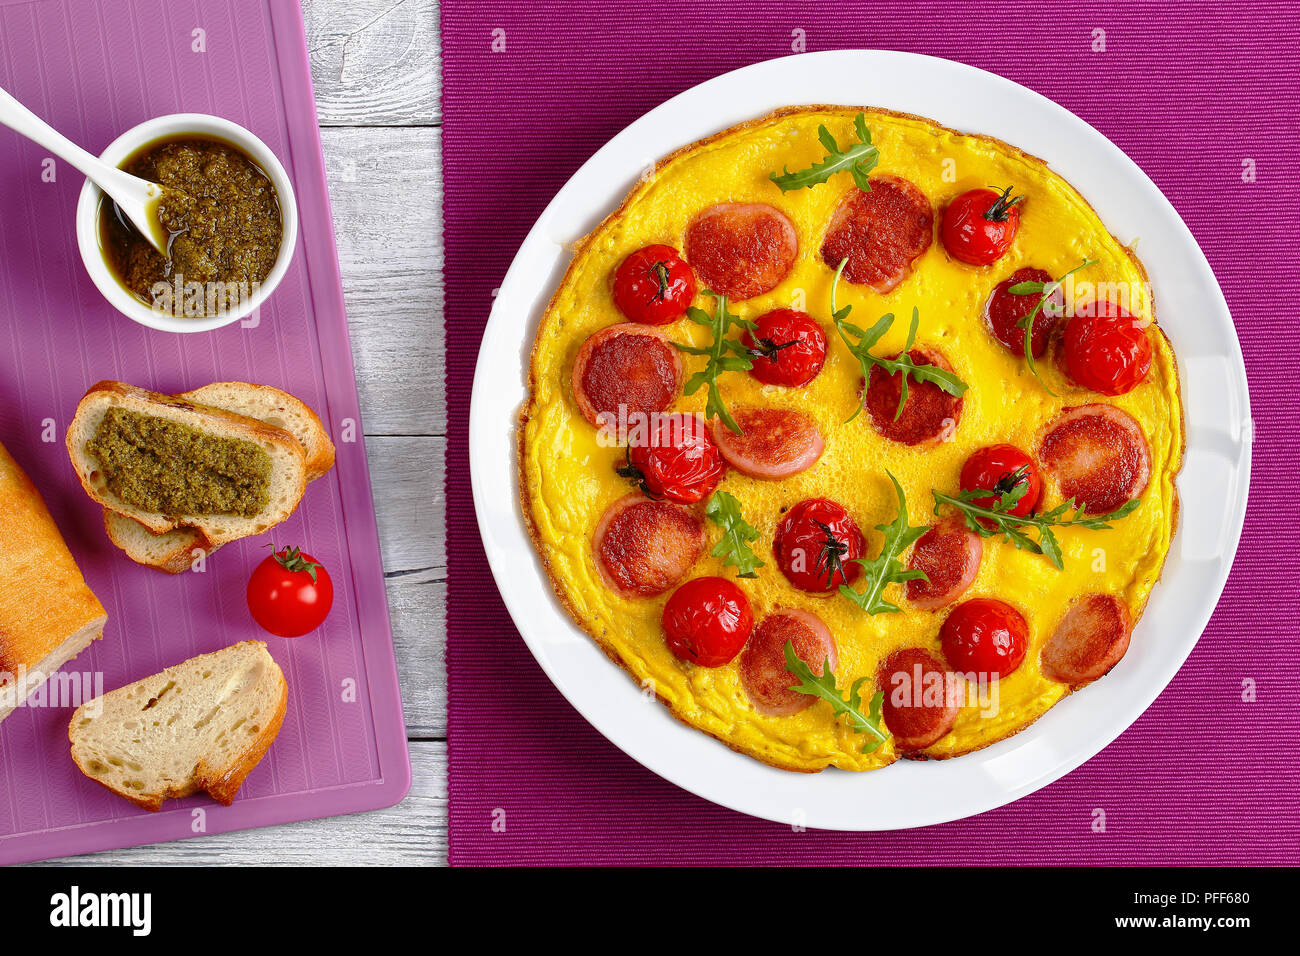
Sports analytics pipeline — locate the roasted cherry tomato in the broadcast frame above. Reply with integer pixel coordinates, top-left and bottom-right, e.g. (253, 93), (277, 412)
(1061, 307), (1153, 395)
(662, 576), (754, 667)
(983, 267), (1062, 358)
(619, 413), (725, 504)
(940, 597), (1028, 679)
(741, 308), (828, 387)
(960, 444), (1043, 520)
(941, 186), (1022, 266)
(774, 498), (866, 594)
(612, 244), (696, 325)
(247, 546), (334, 637)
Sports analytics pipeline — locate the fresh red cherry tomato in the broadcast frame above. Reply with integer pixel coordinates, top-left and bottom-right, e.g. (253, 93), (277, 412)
(960, 444), (1043, 519)
(619, 413), (725, 504)
(941, 186), (1022, 266)
(1061, 307), (1153, 395)
(940, 597), (1028, 679)
(774, 498), (866, 594)
(741, 308), (828, 387)
(612, 244), (696, 325)
(247, 546), (334, 637)
(983, 267), (1062, 358)
(662, 576), (753, 667)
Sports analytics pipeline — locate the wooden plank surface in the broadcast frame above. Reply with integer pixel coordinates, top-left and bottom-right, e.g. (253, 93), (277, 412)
(36, 0), (448, 866)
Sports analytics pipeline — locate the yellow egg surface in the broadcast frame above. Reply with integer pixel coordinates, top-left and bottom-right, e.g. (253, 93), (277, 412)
(519, 107), (1183, 772)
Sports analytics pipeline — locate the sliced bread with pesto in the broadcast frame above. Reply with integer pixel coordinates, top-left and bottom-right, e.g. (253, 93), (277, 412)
(68, 641), (287, 811)
(67, 381), (308, 548)
(102, 382), (335, 573)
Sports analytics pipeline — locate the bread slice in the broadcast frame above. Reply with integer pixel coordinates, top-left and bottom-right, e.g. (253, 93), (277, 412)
(0, 441), (108, 724)
(66, 382), (308, 547)
(181, 382), (335, 481)
(102, 382), (335, 573)
(68, 641), (287, 811)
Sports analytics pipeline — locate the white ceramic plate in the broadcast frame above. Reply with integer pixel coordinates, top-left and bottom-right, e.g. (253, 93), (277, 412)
(468, 51), (1251, 830)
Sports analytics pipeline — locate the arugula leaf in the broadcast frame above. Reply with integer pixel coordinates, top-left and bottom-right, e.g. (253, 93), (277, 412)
(829, 257), (968, 421)
(674, 291), (756, 434)
(783, 642), (888, 753)
(1007, 258), (1097, 394)
(839, 471), (930, 614)
(769, 112), (880, 193)
(705, 491), (765, 578)
(933, 487), (1140, 571)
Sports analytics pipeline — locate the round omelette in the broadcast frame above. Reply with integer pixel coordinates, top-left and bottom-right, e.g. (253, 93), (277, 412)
(519, 106), (1183, 773)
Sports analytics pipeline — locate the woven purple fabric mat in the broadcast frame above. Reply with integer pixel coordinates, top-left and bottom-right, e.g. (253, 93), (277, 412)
(444, 0), (1300, 864)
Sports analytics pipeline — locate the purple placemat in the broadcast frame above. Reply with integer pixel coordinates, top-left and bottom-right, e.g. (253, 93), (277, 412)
(0, 0), (408, 865)
(444, 0), (1300, 864)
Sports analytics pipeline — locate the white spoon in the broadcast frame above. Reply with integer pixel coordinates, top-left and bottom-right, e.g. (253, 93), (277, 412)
(0, 84), (170, 255)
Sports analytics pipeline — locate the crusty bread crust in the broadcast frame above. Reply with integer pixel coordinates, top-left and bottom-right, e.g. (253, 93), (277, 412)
(516, 105), (1187, 773)
(66, 381), (308, 547)
(0, 440), (107, 722)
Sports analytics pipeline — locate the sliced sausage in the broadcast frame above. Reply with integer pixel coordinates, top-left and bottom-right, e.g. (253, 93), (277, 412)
(1038, 404), (1150, 514)
(571, 323), (683, 429)
(820, 175), (933, 292)
(864, 346), (963, 446)
(684, 202), (798, 301)
(592, 494), (705, 598)
(1040, 594), (1133, 685)
(877, 647), (961, 752)
(740, 609), (838, 717)
(904, 519), (982, 610)
(709, 406), (824, 479)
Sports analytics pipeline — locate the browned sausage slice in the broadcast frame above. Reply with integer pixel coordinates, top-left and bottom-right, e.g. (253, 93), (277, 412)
(571, 323), (683, 429)
(592, 494), (705, 598)
(864, 346), (963, 446)
(877, 647), (961, 752)
(684, 202), (798, 301)
(819, 175), (933, 292)
(1040, 594), (1133, 685)
(1038, 404), (1150, 514)
(904, 519), (982, 610)
(709, 406), (824, 479)
(739, 609), (838, 717)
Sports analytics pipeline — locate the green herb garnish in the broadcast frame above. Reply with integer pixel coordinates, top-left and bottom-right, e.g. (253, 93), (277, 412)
(705, 490), (764, 578)
(1007, 258), (1097, 394)
(839, 471), (929, 614)
(769, 112), (879, 193)
(784, 642), (887, 753)
(933, 484), (1140, 570)
(675, 291), (756, 434)
(830, 257), (968, 421)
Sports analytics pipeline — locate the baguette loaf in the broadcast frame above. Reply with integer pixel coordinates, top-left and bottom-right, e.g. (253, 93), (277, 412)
(103, 382), (335, 573)
(66, 382), (308, 547)
(69, 641), (287, 811)
(0, 441), (107, 723)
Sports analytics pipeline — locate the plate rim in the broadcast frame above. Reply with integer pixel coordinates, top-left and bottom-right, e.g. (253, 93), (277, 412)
(468, 50), (1251, 831)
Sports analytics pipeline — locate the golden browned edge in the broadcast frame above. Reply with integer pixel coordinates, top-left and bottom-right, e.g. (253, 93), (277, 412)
(67, 643), (289, 811)
(66, 380), (308, 536)
(516, 105), (1187, 772)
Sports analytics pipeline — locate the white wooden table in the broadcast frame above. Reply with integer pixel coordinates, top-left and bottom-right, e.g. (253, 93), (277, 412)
(42, 0), (448, 866)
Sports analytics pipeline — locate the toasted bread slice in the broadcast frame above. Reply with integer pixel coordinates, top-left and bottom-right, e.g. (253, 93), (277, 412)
(102, 382), (335, 573)
(68, 641), (287, 811)
(181, 382), (335, 481)
(67, 382), (308, 547)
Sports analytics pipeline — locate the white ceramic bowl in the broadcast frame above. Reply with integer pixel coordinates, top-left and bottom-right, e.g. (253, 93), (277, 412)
(470, 51), (1252, 830)
(75, 113), (298, 334)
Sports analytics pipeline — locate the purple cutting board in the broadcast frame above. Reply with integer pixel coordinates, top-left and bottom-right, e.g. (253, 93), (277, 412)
(0, 0), (410, 864)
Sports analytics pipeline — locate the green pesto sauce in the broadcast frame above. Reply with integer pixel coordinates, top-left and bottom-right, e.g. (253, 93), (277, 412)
(86, 407), (272, 518)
